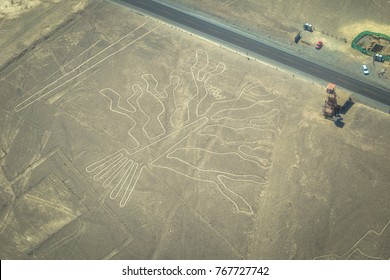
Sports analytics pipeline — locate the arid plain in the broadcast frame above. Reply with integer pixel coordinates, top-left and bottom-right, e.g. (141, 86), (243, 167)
(0, 1), (389, 259)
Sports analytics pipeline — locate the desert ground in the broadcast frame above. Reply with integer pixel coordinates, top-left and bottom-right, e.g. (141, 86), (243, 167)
(0, 1), (389, 259)
(0, 0), (93, 72)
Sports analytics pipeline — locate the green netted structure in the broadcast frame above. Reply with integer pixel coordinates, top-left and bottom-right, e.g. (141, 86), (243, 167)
(351, 31), (390, 61)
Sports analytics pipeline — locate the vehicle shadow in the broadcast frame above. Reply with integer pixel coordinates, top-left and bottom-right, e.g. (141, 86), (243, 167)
(334, 118), (345, 128)
(339, 98), (354, 115)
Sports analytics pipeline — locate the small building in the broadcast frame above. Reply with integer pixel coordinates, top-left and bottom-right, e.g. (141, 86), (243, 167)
(326, 83), (336, 93)
(323, 83), (352, 119)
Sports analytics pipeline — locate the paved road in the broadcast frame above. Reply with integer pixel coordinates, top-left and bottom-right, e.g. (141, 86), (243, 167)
(113, 0), (390, 106)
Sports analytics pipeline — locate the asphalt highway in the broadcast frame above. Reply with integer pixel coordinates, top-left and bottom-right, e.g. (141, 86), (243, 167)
(113, 0), (390, 107)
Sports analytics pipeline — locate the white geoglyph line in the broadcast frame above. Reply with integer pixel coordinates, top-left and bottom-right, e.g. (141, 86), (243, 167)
(44, 43), (67, 76)
(152, 151), (257, 214)
(195, 50), (210, 81)
(248, 108), (280, 121)
(133, 116), (208, 156)
(238, 143), (272, 158)
(99, 87), (140, 149)
(86, 117), (209, 207)
(205, 116), (279, 136)
(348, 249), (382, 260)
(128, 84), (143, 109)
(142, 74), (167, 136)
(211, 104), (279, 123)
(237, 145), (272, 168)
(119, 165), (145, 208)
(135, 87), (154, 140)
(164, 76), (180, 101)
(143, 73), (167, 98)
(217, 175), (254, 214)
(110, 160), (134, 200)
(217, 174), (264, 187)
(102, 157), (128, 188)
(198, 124), (279, 143)
(86, 149), (125, 173)
(166, 147), (266, 174)
(86, 149), (145, 208)
(154, 163), (253, 213)
(187, 50), (209, 116)
(181, 50), (204, 118)
(189, 50), (227, 117)
(62, 39), (103, 70)
(87, 149), (139, 207)
(92, 153), (123, 181)
(196, 62), (226, 116)
(208, 84), (279, 120)
(314, 219), (390, 260)
(201, 62), (226, 83)
(100, 88), (137, 115)
(54, 21), (145, 79)
(249, 109), (280, 128)
(164, 76), (186, 128)
(24, 194), (76, 216)
(103, 235), (134, 260)
(14, 23), (157, 112)
(142, 74), (167, 134)
(202, 82), (256, 117)
(136, 74), (167, 140)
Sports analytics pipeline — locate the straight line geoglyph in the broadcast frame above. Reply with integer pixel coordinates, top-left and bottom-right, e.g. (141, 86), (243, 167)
(14, 22), (158, 112)
(62, 39), (103, 71)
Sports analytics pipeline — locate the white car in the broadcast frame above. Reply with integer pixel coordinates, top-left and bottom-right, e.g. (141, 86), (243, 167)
(362, 65), (369, 75)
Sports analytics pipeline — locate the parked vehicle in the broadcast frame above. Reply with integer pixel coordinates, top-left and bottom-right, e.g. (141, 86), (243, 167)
(315, 41), (323, 50)
(303, 23), (313, 32)
(362, 64), (369, 75)
(373, 54), (384, 62)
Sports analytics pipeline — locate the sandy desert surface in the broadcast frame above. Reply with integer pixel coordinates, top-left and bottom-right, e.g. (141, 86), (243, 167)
(0, 0), (389, 259)
(0, 0), (93, 71)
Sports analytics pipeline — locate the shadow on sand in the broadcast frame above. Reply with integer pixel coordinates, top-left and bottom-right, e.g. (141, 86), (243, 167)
(334, 118), (345, 128)
(339, 98), (354, 115)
